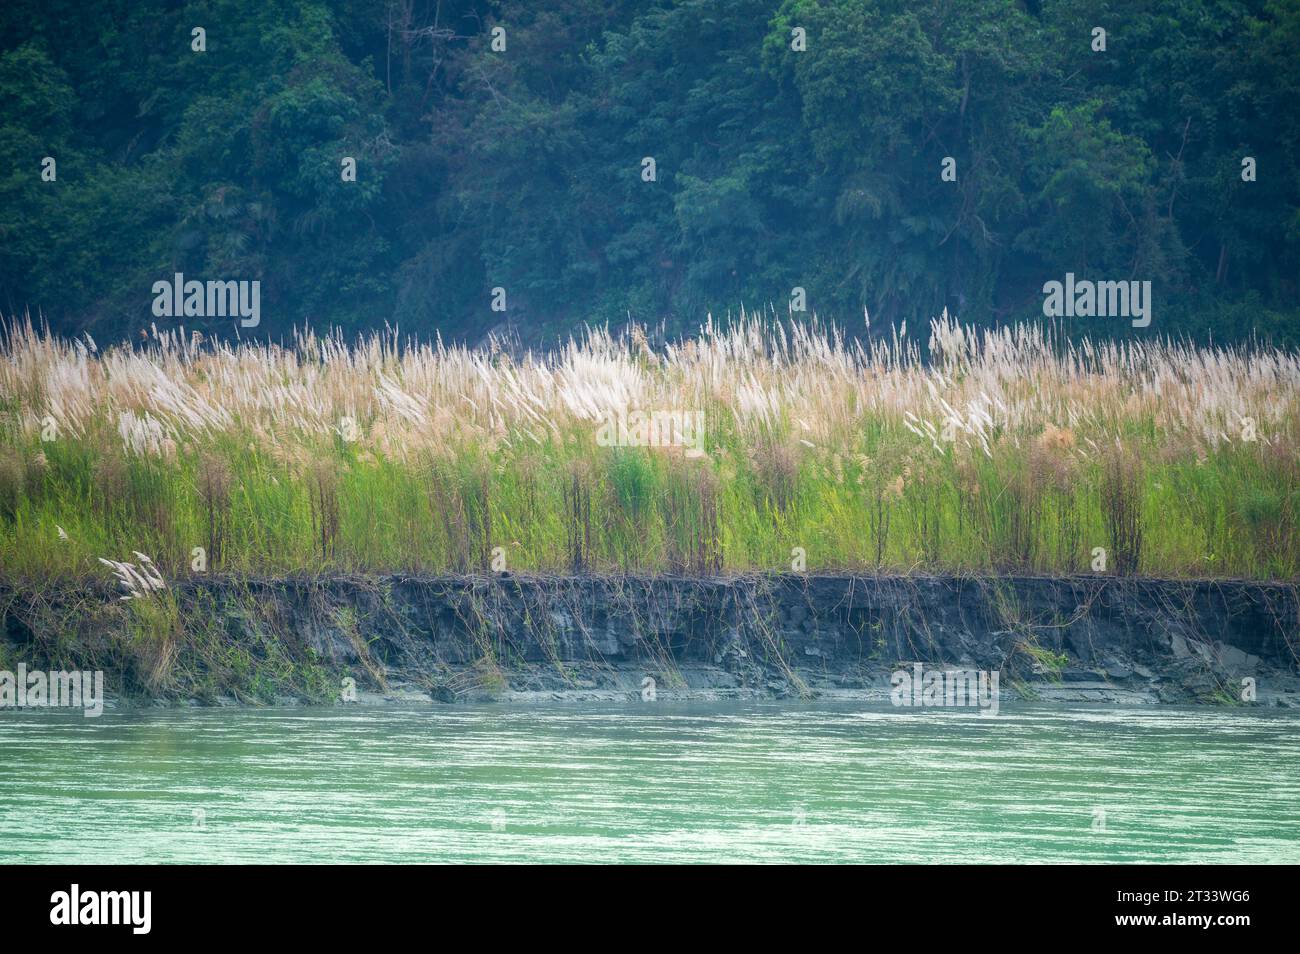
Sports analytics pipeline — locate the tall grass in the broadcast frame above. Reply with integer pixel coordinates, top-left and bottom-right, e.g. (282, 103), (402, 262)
(1, 311), (1297, 582)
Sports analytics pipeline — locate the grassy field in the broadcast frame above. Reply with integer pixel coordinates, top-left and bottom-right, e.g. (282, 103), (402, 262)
(1, 312), (1297, 586)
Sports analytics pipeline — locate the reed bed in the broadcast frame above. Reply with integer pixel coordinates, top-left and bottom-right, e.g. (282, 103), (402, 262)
(1, 311), (1297, 583)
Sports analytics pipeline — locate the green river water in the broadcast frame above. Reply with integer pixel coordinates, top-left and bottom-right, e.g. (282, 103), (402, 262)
(1, 702), (1296, 863)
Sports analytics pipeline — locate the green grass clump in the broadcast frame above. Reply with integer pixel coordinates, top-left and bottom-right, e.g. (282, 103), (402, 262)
(1, 314), (1297, 583)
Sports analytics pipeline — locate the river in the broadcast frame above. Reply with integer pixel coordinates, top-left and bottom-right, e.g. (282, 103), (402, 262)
(1, 702), (1296, 863)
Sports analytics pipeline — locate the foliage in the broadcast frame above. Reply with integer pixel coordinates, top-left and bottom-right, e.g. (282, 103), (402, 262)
(0, 0), (1297, 344)
(1, 313), (1296, 581)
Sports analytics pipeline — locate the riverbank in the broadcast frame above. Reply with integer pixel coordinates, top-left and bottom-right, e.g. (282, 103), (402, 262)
(2, 574), (1297, 708)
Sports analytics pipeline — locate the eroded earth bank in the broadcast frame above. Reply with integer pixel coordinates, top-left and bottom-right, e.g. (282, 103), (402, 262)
(2, 574), (1298, 708)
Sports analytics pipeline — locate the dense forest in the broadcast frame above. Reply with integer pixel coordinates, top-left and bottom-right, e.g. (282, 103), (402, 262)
(2, 0), (1298, 345)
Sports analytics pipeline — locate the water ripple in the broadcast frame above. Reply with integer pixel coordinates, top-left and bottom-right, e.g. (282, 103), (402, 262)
(0, 702), (1296, 863)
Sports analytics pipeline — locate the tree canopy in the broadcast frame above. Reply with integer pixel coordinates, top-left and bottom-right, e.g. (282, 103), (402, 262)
(2, 0), (1297, 344)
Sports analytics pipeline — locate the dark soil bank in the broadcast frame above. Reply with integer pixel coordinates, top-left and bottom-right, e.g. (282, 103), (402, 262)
(2, 575), (1298, 707)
